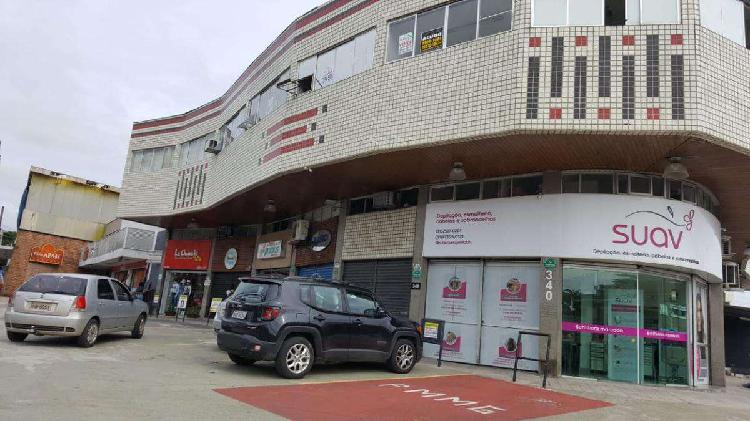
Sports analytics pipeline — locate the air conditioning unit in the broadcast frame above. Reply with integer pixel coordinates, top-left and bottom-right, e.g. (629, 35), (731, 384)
(204, 137), (222, 154)
(723, 261), (739, 288)
(371, 191), (395, 209)
(292, 220), (310, 242)
(722, 236), (733, 259)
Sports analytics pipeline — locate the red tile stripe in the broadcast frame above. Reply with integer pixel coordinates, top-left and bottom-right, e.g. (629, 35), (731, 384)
(266, 108), (319, 136)
(132, 110), (222, 138)
(132, 0), (375, 136)
(263, 138), (315, 163)
(269, 126), (308, 146)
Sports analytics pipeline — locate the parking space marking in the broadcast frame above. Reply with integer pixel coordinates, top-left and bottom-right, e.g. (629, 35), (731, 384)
(215, 374), (612, 420)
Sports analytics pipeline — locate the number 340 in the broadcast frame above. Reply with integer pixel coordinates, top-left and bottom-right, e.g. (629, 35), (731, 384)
(544, 270), (553, 301)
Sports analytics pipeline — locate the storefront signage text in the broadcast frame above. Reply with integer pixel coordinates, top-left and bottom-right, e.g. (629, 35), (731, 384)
(562, 321), (688, 342)
(224, 248), (238, 270)
(423, 195), (722, 281)
(257, 240), (284, 260)
(29, 244), (64, 265)
(163, 240), (211, 271)
(310, 230), (332, 252)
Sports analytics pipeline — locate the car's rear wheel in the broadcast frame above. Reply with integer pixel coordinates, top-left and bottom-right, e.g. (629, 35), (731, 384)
(228, 353), (256, 366)
(388, 339), (417, 374)
(7, 331), (27, 342)
(275, 337), (314, 379)
(77, 319), (99, 348)
(131, 314), (146, 339)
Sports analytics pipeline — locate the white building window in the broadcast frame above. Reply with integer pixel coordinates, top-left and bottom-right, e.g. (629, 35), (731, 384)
(130, 145), (174, 173)
(387, 0), (512, 62)
(298, 29), (377, 91)
(700, 0), (746, 46)
(532, 0), (680, 26)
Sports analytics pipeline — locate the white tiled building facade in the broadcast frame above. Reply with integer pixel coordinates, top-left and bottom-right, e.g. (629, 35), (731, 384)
(119, 0), (750, 219)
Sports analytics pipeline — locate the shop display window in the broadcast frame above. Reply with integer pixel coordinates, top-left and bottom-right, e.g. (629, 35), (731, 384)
(562, 266), (693, 385)
(165, 273), (206, 318)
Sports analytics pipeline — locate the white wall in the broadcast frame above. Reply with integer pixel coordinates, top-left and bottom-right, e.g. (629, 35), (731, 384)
(701, 0), (746, 46)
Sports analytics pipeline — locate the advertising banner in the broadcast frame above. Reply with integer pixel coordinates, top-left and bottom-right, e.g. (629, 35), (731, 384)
(479, 326), (540, 371)
(606, 289), (641, 383)
(163, 240), (211, 271)
(425, 262), (482, 324)
(420, 28), (443, 53)
(257, 240), (284, 260)
(482, 264), (541, 330)
(694, 283), (710, 386)
(423, 195), (722, 281)
(29, 244), (64, 265)
(423, 322), (480, 364)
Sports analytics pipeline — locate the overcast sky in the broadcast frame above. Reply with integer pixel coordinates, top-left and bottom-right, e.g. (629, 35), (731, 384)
(0, 0), (323, 230)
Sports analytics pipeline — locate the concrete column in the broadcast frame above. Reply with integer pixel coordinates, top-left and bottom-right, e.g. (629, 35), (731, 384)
(539, 257), (563, 376)
(708, 282), (726, 386)
(250, 224), (263, 275)
(408, 186), (430, 322)
(332, 200), (348, 281)
(199, 238), (217, 318)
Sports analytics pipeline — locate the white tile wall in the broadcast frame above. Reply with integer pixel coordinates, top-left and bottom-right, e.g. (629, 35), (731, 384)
(118, 0), (750, 220)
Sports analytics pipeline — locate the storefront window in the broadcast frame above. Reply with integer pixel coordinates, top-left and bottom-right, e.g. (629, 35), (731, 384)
(165, 273), (206, 318)
(562, 267), (692, 385)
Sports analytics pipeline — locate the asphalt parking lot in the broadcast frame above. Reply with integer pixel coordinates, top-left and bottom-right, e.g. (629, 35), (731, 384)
(1, 297), (749, 421)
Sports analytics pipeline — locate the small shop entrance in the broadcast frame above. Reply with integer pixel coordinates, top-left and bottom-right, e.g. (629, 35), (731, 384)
(163, 272), (206, 318)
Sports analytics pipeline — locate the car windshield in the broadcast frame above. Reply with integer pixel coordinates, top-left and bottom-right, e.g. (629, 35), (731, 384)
(19, 275), (88, 296)
(233, 281), (279, 303)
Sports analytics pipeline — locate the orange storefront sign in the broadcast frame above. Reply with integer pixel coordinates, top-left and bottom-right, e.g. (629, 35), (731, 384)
(29, 244), (65, 265)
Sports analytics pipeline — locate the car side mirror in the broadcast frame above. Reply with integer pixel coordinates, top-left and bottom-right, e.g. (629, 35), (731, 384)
(376, 308), (387, 318)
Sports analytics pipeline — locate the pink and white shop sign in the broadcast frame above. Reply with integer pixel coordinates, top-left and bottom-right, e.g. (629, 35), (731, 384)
(423, 194), (722, 281)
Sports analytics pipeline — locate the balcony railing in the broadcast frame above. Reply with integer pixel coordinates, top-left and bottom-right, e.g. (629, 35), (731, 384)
(81, 227), (158, 262)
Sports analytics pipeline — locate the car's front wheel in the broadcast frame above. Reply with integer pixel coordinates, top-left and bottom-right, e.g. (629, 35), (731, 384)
(7, 331), (27, 342)
(388, 339), (417, 374)
(131, 314), (146, 339)
(228, 353), (256, 366)
(275, 337), (314, 379)
(77, 319), (99, 348)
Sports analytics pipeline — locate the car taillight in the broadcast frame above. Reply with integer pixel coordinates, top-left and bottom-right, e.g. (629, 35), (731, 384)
(71, 295), (87, 311)
(260, 306), (280, 321)
(416, 323), (423, 336)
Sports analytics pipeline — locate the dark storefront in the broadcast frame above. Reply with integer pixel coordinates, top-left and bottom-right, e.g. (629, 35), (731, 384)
(725, 306), (750, 375)
(342, 259), (412, 317)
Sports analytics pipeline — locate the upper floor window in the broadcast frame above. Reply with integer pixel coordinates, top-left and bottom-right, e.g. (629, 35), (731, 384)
(387, 0), (512, 62)
(298, 29), (376, 93)
(532, 0), (680, 27)
(562, 171), (718, 214)
(130, 145), (175, 173)
(699, 0), (749, 48)
(178, 134), (210, 167)
(348, 188), (419, 215)
(245, 69), (290, 129)
(220, 106), (248, 147)
(430, 174), (543, 202)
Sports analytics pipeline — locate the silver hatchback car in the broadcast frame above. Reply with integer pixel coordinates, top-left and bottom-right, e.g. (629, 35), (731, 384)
(5, 273), (149, 347)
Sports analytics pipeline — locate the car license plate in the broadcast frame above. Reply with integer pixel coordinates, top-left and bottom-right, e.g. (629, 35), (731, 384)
(29, 302), (55, 312)
(231, 310), (247, 320)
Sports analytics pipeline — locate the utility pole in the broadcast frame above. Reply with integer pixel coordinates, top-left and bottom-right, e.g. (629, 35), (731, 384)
(0, 205), (4, 246)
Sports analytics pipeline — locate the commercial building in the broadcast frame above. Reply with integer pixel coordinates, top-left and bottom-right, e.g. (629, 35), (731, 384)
(4, 167), (120, 294)
(118, 0), (750, 387)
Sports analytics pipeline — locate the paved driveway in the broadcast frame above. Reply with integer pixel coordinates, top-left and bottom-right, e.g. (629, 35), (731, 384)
(0, 297), (748, 420)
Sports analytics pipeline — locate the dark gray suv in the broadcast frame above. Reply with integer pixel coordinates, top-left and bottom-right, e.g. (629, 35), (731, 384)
(217, 276), (422, 379)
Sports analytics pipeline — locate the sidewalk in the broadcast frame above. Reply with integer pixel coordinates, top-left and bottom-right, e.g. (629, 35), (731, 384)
(149, 313), (215, 330)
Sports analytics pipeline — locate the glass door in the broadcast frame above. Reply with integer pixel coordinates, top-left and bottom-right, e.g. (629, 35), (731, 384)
(563, 266), (692, 385)
(562, 267), (640, 382)
(639, 273), (689, 385)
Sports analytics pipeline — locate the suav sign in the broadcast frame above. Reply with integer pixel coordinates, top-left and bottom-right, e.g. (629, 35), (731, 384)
(423, 194), (722, 281)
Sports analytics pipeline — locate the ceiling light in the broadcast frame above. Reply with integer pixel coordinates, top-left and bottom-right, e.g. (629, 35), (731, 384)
(448, 162), (467, 182)
(263, 200), (277, 213)
(663, 157), (689, 180)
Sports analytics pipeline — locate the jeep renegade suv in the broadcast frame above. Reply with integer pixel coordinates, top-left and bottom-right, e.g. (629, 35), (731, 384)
(217, 276), (422, 379)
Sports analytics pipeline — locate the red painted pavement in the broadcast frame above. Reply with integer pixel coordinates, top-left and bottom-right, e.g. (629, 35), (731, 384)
(215, 374), (612, 420)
